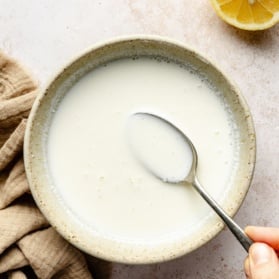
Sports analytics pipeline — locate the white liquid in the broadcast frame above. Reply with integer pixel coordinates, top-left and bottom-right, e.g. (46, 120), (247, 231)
(127, 113), (193, 183)
(47, 58), (237, 242)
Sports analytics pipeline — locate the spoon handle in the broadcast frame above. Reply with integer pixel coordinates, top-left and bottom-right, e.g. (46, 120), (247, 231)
(193, 178), (253, 252)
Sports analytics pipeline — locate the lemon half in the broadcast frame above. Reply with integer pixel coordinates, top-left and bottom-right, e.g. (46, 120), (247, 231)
(210, 0), (279, 30)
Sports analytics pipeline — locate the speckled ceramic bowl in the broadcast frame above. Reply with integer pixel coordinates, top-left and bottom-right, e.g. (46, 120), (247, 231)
(24, 36), (256, 264)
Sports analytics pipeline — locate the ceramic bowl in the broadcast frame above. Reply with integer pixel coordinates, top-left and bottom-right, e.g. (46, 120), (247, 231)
(24, 36), (256, 264)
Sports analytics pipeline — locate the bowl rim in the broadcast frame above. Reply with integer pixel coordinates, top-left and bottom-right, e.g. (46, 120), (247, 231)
(24, 34), (256, 264)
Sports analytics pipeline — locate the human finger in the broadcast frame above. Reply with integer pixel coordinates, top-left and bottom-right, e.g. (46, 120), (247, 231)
(245, 226), (279, 251)
(249, 243), (279, 279)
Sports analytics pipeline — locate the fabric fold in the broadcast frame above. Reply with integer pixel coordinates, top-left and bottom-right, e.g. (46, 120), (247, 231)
(18, 228), (92, 279)
(0, 159), (29, 209)
(0, 198), (49, 254)
(0, 91), (37, 129)
(0, 246), (29, 273)
(0, 52), (37, 101)
(8, 270), (27, 279)
(0, 120), (26, 171)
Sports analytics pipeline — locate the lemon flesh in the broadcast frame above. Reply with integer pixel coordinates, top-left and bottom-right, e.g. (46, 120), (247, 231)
(211, 0), (279, 30)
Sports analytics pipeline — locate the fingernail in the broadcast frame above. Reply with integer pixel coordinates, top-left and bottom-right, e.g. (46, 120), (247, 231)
(251, 243), (272, 265)
(244, 257), (250, 277)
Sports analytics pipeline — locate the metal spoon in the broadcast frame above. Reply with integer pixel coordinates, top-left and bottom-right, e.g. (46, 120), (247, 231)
(132, 112), (253, 252)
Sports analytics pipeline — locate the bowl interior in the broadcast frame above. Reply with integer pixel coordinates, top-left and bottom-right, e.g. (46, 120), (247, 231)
(24, 36), (256, 264)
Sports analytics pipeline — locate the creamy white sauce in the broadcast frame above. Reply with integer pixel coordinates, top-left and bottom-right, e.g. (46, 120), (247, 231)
(47, 57), (237, 242)
(127, 113), (193, 183)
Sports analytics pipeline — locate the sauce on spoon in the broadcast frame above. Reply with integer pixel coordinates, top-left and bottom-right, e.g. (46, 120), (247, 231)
(127, 112), (193, 183)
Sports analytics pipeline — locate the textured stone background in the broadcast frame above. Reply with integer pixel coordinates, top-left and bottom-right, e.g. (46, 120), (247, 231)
(1, 1), (278, 278)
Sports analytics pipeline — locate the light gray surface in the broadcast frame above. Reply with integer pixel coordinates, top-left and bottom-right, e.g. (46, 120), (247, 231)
(1, 1), (278, 278)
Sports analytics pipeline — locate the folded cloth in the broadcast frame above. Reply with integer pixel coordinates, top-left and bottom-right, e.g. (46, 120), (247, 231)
(0, 52), (93, 278)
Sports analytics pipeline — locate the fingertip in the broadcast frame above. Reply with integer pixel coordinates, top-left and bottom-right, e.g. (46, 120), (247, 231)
(245, 225), (256, 234)
(244, 226), (279, 249)
(250, 243), (275, 266)
(244, 226), (251, 234)
(249, 243), (279, 279)
(245, 226), (256, 241)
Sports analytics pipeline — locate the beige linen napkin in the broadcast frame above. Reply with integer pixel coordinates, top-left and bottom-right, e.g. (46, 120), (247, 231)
(0, 52), (93, 278)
